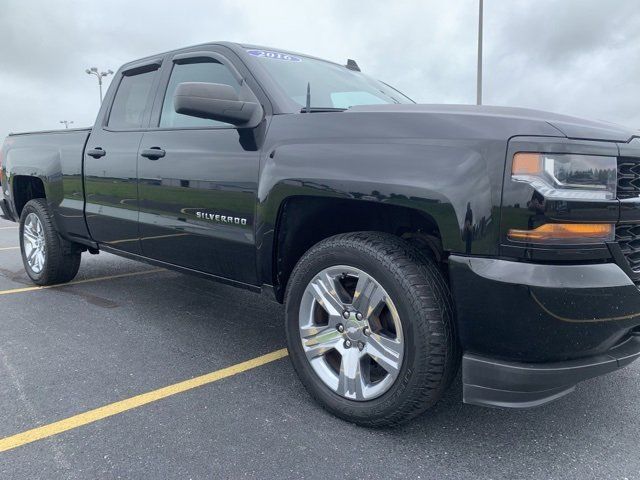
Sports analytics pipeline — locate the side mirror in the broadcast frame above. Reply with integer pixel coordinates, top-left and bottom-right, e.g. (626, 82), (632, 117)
(174, 82), (262, 127)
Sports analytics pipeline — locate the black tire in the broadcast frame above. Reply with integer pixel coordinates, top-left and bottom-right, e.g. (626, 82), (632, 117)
(19, 199), (82, 286)
(285, 232), (460, 427)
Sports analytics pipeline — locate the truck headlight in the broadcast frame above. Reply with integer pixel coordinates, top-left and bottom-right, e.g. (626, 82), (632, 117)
(511, 153), (617, 200)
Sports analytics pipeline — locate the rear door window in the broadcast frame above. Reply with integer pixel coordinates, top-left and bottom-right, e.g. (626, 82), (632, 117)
(108, 69), (157, 129)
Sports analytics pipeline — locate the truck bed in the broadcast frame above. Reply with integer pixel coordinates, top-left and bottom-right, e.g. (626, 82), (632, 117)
(1, 128), (92, 241)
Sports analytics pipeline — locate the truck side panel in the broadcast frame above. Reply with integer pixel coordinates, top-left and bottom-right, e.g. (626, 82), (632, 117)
(1, 129), (91, 241)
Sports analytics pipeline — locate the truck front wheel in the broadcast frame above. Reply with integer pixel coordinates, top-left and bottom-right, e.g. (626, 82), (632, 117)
(284, 232), (459, 427)
(19, 199), (81, 286)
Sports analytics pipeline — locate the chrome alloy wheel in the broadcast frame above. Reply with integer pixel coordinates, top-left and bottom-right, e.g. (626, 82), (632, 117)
(298, 266), (404, 401)
(23, 213), (46, 274)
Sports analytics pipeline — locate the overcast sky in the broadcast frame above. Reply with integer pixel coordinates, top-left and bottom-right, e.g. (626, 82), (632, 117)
(1, 0), (639, 140)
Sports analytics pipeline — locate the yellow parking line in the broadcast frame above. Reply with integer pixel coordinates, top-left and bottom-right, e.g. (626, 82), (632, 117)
(0, 246), (19, 251)
(0, 348), (289, 452)
(0, 269), (165, 296)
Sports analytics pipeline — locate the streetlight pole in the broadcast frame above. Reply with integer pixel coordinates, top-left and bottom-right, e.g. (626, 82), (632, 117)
(59, 120), (74, 129)
(476, 0), (483, 105)
(85, 67), (114, 105)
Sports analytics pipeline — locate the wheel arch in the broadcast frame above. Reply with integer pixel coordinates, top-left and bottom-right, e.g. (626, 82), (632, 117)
(5, 142), (62, 219)
(12, 175), (47, 218)
(265, 194), (450, 302)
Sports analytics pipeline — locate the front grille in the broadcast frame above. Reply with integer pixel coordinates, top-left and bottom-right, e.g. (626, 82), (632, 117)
(616, 224), (640, 273)
(617, 158), (640, 199)
(616, 158), (640, 274)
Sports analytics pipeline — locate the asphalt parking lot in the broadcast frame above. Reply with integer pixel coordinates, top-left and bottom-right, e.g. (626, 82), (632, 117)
(0, 217), (639, 479)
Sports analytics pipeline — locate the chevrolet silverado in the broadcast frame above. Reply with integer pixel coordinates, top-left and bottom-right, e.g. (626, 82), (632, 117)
(2, 42), (640, 426)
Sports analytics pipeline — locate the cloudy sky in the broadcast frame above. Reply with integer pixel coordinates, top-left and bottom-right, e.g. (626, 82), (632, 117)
(1, 0), (639, 140)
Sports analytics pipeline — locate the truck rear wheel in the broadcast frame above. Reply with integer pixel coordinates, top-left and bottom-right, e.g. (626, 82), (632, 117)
(284, 232), (459, 427)
(19, 199), (81, 286)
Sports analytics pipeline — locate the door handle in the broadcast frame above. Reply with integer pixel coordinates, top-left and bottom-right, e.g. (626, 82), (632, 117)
(87, 147), (106, 158)
(140, 147), (166, 160)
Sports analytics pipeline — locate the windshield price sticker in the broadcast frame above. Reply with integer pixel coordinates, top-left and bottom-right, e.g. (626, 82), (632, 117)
(246, 49), (302, 62)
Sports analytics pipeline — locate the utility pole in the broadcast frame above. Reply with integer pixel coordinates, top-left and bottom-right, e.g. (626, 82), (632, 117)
(476, 0), (483, 105)
(85, 67), (114, 105)
(59, 120), (74, 129)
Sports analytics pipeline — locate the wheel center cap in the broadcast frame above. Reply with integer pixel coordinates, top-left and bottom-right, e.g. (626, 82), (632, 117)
(344, 319), (363, 341)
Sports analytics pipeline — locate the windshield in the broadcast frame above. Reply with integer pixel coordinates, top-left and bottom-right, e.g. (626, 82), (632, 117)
(246, 49), (414, 110)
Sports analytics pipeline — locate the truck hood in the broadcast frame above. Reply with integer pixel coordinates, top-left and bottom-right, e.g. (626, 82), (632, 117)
(348, 104), (638, 143)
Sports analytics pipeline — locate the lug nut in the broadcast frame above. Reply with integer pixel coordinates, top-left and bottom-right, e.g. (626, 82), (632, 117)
(355, 312), (363, 321)
(336, 323), (344, 333)
(342, 310), (350, 319)
(344, 340), (352, 348)
(357, 341), (365, 351)
(363, 326), (371, 336)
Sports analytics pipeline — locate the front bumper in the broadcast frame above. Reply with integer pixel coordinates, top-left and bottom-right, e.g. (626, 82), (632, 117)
(449, 255), (640, 408)
(463, 336), (640, 408)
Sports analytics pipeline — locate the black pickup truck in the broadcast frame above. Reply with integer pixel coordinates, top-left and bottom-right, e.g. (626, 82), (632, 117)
(2, 41), (640, 426)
